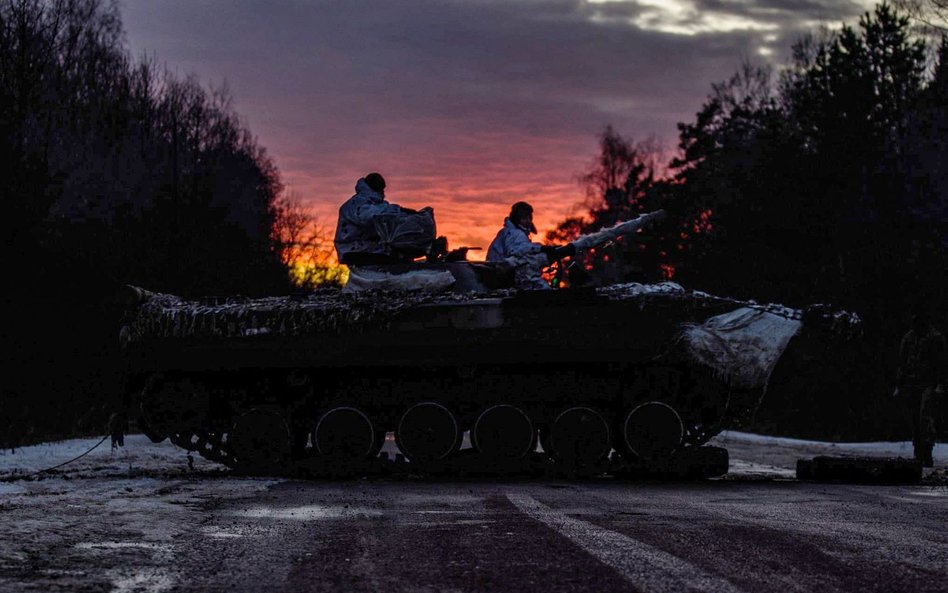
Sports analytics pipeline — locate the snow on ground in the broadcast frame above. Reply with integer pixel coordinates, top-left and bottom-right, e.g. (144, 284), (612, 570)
(1, 431), (944, 484)
(710, 431), (948, 479)
(0, 434), (226, 482)
(0, 437), (274, 593)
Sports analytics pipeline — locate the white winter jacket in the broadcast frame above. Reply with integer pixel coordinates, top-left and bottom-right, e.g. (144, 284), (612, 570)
(486, 218), (543, 262)
(334, 178), (403, 260)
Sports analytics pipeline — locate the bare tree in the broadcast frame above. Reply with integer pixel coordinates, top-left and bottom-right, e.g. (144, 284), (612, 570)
(272, 193), (346, 288)
(578, 126), (660, 201)
(894, 0), (948, 31)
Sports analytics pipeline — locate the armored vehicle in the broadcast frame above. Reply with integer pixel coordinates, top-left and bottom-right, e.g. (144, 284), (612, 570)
(118, 265), (857, 478)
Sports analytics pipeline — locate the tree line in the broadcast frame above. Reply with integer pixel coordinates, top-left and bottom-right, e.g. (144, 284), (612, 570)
(0, 0), (309, 297)
(0, 0), (324, 447)
(552, 3), (948, 439)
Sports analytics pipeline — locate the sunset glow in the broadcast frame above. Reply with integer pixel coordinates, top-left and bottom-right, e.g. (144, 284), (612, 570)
(119, 0), (879, 263)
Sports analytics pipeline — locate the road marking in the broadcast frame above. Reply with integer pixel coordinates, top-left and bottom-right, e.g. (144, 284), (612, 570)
(659, 493), (948, 573)
(582, 486), (948, 576)
(507, 493), (746, 593)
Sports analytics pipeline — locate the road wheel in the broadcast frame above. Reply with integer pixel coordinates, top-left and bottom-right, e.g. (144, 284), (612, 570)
(621, 401), (683, 460)
(396, 402), (461, 464)
(313, 406), (378, 459)
(472, 404), (535, 460)
(546, 407), (611, 467)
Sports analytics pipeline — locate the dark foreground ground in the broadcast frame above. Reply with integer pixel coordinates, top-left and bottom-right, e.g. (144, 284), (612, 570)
(1, 434), (946, 593)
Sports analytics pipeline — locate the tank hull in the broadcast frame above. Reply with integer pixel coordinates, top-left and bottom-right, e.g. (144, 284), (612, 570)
(120, 282), (818, 477)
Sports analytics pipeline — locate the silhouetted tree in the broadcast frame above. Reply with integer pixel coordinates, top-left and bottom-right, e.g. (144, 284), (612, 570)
(272, 193), (347, 289)
(0, 0), (293, 297)
(547, 126), (679, 284)
(671, 62), (800, 298)
(669, 3), (939, 439)
(670, 4), (929, 307)
(548, 4), (943, 439)
(0, 0), (303, 446)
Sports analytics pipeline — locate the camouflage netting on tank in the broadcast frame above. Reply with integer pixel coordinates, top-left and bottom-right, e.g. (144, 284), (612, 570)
(121, 287), (516, 344)
(122, 281), (859, 347)
(123, 282), (710, 343)
(602, 282), (861, 329)
(599, 282), (801, 319)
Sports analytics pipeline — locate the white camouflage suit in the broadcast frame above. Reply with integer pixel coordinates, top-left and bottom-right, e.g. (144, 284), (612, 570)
(487, 218), (550, 290)
(334, 178), (403, 261)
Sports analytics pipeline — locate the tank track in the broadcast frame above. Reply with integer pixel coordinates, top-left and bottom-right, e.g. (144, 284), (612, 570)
(166, 429), (729, 480)
(134, 360), (733, 481)
(169, 431), (236, 468)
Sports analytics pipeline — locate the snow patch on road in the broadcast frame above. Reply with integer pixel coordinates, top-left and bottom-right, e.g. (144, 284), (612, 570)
(108, 568), (176, 593)
(73, 541), (177, 593)
(236, 504), (383, 521)
(202, 526), (246, 538)
(75, 541), (174, 552)
(726, 459), (796, 479)
(905, 488), (948, 498)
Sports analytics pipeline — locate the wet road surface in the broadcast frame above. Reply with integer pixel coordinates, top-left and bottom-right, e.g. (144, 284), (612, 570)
(174, 481), (948, 593)
(4, 477), (948, 593)
(2, 434), (947, 593)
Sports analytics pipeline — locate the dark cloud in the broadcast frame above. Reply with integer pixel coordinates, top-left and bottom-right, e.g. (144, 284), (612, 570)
(120, 0), (876, 249)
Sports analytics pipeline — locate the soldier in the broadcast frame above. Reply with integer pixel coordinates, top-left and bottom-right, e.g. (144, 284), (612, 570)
(487, 201), (540, 261)
(486, 201), (574, 263)
(334, 173), (444, 265)
(894, 311), (947, 467)
(485, 201), (576, 290)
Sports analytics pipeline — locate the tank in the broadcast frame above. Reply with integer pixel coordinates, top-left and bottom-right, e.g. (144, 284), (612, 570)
(117, 265), (859, 478)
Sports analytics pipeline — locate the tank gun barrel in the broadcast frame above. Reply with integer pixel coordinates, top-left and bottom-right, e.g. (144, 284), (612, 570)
(570, 210), (666, 252)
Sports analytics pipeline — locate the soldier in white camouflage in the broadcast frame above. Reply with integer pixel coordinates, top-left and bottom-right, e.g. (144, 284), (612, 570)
(487, 201), (575, 289)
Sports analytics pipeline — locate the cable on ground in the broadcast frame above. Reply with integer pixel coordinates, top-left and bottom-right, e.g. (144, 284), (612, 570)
(1, 435), (110, 481)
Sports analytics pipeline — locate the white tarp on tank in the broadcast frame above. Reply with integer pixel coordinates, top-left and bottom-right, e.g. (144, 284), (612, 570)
(343, 268), (456, 293)
(680, 307), (802, 391)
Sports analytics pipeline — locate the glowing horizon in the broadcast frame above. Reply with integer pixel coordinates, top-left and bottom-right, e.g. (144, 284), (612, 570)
(120, 0), (881, 263)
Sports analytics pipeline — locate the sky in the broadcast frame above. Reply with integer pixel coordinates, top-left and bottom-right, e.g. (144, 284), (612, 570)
(120, 0), (878, 255)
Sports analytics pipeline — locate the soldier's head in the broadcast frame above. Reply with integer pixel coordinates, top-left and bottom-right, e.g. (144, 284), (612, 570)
(364, 172), (386, 196)
(510, 201), (536, 234)
(911, 310), (931, 333)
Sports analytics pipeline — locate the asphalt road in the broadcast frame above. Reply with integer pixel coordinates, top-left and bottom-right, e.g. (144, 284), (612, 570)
(4, 476), (948, 593)
(178, 480), (948, 593)
(2, 433), (947, 593)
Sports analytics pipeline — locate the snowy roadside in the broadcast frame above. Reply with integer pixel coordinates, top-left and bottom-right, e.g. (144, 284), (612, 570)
(710, 431), (948, 479)
(0, 434), (227, 483)
(1, 431), (945, 483)
(0, 437), (275, 593)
